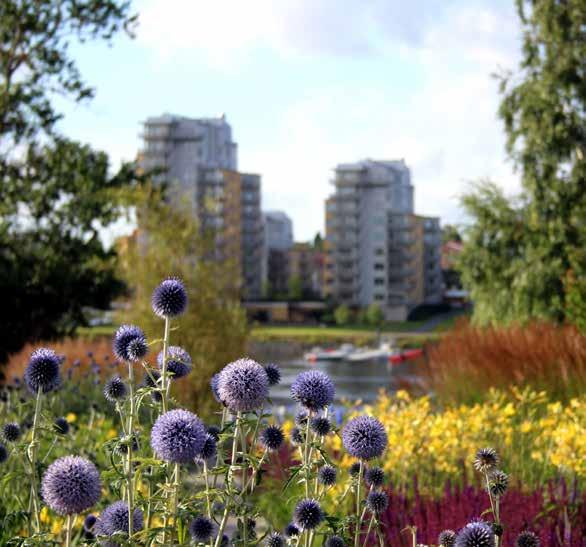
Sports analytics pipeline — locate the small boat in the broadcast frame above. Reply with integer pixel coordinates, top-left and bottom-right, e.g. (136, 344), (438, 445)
(346, 343), (394, 363)
(304, 343), (355, 362)
(388, 348), (424, 365)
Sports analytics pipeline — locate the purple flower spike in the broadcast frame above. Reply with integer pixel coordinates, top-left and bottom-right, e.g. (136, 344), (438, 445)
(217, 358), (269, 412)
(151, 409), (206, 463)
(342, 416), (387, 460)
(157, 346), (192, 379)
(151, 277), (187, 318)
(113, 325), (147, 362)
(25, 348), (61, 394)
(290, 370), (334, 411)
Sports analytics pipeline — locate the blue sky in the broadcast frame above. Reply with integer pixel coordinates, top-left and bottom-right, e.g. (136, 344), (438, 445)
(58, 0), (522, 242)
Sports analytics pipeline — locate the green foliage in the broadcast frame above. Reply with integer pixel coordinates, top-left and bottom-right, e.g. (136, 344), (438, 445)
(333, 304), (351, 326)
(365, 303), (384, 327)
(441, 224), (462, 243)
(460, 0), (586, 326)
(0, 0), (138, 364)
(118, 186), (248, 416)
(287, 276), (303, 301)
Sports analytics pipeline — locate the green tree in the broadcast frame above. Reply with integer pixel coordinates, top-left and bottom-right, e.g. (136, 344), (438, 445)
(0, 1), (137, 363)
(459, 0), (586, 326)
(118, 186), (248, 415)
(288, 276), (303, 301)
(334, 304), (351, 326)
(366, 303), (384, 328)
(442, 224), (462, 243)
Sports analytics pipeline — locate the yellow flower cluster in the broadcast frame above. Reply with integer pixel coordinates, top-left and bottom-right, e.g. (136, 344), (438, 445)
(329, 387), (586, 493)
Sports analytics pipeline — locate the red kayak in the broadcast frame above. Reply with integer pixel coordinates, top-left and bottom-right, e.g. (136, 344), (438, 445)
(388, 348), (424, 364)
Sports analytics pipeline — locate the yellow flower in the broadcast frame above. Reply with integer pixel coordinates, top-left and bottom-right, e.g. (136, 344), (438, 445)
(40, 506), (50, 524)
(107, 428), (118, 439)
(66, 412), (77, 423)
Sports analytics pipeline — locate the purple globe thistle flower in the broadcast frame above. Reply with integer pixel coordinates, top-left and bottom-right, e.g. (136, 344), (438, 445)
(157, 346), (192, 379)
(490, 470), (509, 497)
(54, 417), (70, 435)
(439, 530), (457, 547)
(474, 448), (499, 473)
(217, 358), (269, 412)
(365, 466), (385, 488)
(196, 433), (218, 462)
(516, 531), (540, 547)
(295, 409), (309, 426)
(41, 456), (101, 515)
(151, 277), (187, 318)
(113, 325), (147, 362)
(0, 444), (7, 463)
(207, 425), (220, 441)
(84, 514), (97, 531)
(294, 498), (323, 530)
(366, 491), (388, 514)
(342, 416), (387, 461)
(455, 522), (495, 547)
(259, 425), (284, 451)
(189, 515), (215, 542)
(310, 416), (331, 436)
(24, 348), (61, 394)
(210, 373), (221, 402)
(318, 465), (337, 487)
(284, 523), (300, 537)
(349, 462), (363, 477)
(151, 409), (206, 463)
(126, 337), (148, 362)
(264, 364), (281, 386)
(2, 423), (21, 442)
(104, 376), (127, 403)
(266, 532), (285, 547)
(94, 501), (143, 543)
(290, 370), (334, 411)
(325, 536), (346, 547)
(290, 427), (304, 445)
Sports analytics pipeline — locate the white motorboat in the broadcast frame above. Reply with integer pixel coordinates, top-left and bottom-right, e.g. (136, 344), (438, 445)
(304, 343), (355, 362)
(346, 343), (395, 362)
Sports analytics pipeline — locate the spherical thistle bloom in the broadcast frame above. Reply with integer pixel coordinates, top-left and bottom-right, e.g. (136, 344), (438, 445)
(349, 462), (363, 477)
(264, 363), (281, 386)
(293, 498), (323, 530)
(24, 348), (61, 394)
(366, 491), (388, 514)
(126, 337), (148, 362)
(474, 447), (499, 473)
(310, 416), (332, 436)
(290, 427), (304, 445)
(104, 376), (127, 403)
(290, 370), (335, 411)
(318, 465), (337, 487)
(325, 536), (346, 547)
(41, 456), (101, 515)
(265, 532), (285, 547)
(295, 409), (309, 426)
(113, 325), (147, 362)
(210, 373), (221, 403)
(516, 531), (540, 547)
(217, 358), (269, 412)
(0, 444), (7, 463)
(54, 417), (70, 435)
(285, 522), (300, 537)
(365, 466), (385, 488)
(151, 409), (206, 463)
(455, 521), (495, 547)
(207, 425), (220, 441)
(438, 530), (457, 547)
(342, 416), (388, 461)
(196, 433), (218, 462)
(189, 515), (215, 542)
(259, 425), (284, 452)
(151, 277), (187, 318)
(94, 501), (143, 543)
(2, 423), (21, 442)
(157, 346), (192, 379)
(490, 470), (509, 497)
(84, 514), (97, 532)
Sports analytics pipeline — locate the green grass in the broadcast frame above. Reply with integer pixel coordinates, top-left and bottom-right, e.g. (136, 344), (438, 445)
(76, 324), (117, 337)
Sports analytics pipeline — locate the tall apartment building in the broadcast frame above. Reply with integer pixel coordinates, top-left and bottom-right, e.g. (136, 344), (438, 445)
(324, 159), (441, 320)
(288, 242), (325, 298)
(262, 211), (293, 296)
(140, 114), (263, 299)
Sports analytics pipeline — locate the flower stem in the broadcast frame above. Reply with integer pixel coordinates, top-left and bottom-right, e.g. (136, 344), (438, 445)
(65, 514), (73, 547)
(160, 316), (171, 413)
(354, 463), (364, 547)
(362, 514), (375, 547)
(203, 460), (212, 518)
(27, 388), (43, 535)
(126, 360), (135, 537)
